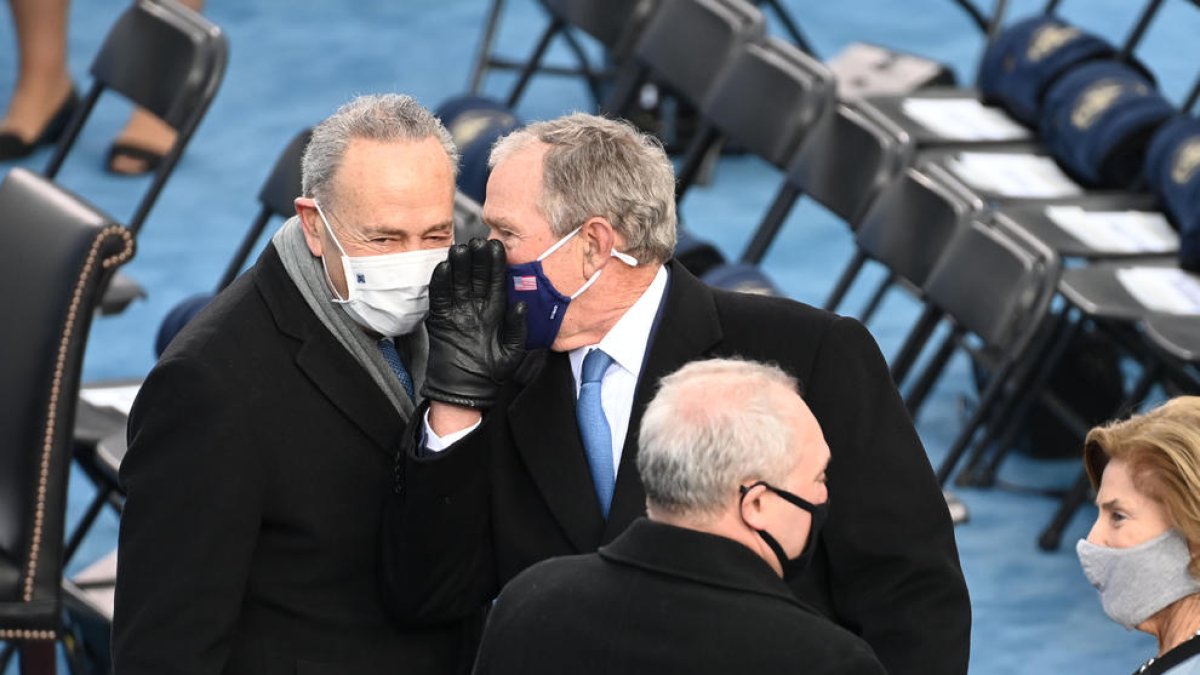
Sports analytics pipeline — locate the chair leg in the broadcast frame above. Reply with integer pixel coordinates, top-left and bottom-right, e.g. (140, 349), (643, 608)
(858, 272), (894, 325)
(757, 0), (817, 55)
(936, 365), (1014, 486)
(598, 62), (644, 116)
(890, 305), (941, 386)
(740, 182), (804, 265)
(559, 29), (603, 106)
(823, 250), (868, 313)
(468, 0), (508, 93)
(1038, 468), (1094, 551)
(903, 328), (962, 418)
(506, 19), (564, 108)
(18, 640), (56, 675)
(63, 486), (112, 566)
(674, 124), (719, 202)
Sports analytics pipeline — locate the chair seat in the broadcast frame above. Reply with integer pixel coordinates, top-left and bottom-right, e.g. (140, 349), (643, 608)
(994, 193), (1170, 260)
(1058, 257), (1180, 322)
(1144, 314), (1200, 363)
(99, 270), (147, 316)
(862, 87), (1033, 146)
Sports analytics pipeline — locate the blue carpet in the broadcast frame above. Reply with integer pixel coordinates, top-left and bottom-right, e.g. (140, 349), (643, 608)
(5, 0), (1200, 671)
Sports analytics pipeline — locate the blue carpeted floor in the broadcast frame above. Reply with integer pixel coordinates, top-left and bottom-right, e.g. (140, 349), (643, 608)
(4, 0), (1200, 671)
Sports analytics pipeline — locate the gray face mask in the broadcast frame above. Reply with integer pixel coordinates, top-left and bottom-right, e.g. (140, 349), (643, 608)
(1076, 529), (1200, 629)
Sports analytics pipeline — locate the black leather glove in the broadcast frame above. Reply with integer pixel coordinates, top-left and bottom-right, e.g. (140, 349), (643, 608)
(421, 238), (527, 409)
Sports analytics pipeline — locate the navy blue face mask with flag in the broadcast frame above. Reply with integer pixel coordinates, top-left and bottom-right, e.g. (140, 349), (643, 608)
(506, 226), (638, 349)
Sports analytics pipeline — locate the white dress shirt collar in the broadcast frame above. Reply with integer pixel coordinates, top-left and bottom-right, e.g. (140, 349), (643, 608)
(569, 265), (669, 390)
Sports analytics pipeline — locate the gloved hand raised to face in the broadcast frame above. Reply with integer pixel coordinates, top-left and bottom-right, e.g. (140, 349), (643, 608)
(421, 238), (527, 409)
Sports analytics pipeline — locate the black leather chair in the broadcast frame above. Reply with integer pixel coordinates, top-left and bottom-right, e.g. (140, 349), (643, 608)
(0, 168), (135, 674)
(45, 0), (228, 316)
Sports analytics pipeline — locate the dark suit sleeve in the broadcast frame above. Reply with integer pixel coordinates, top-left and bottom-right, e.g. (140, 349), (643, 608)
(113, 357), (263, 675)
(381, 404), (498, 625)
(802, 317), (971, 675)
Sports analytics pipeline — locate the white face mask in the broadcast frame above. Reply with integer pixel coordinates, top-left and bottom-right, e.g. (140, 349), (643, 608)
(314, 200), (449, 337)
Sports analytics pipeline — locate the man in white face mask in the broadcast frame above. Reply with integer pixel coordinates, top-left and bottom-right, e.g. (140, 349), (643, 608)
(115, 94), (475, 675)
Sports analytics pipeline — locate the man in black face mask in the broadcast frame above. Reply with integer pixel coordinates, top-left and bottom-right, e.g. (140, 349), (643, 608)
(471, 358), (884, 675)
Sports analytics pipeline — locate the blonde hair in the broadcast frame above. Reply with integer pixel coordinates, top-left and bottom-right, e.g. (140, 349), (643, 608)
(1084, 396), (1200, 577)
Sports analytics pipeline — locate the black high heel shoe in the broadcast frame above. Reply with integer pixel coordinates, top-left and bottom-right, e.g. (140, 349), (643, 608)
(0, 89), (80, 161)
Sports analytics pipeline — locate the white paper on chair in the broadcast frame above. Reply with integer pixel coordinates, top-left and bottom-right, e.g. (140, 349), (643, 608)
(901, 98), (1031, 141)
(945, 152), (1084, 198)
(79, 384), (141, 415)
(1116, 267), (1200, 315)
(1045, 206), (1179, 253)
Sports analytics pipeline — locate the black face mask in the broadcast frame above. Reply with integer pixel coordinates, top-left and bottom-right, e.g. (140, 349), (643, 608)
(739, 480), (829, 580)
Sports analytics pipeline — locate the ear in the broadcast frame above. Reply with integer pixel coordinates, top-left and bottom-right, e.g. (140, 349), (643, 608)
(739, 483), (771, 531)
(294, 197), (324, 258)
(579, 216), (616, 276)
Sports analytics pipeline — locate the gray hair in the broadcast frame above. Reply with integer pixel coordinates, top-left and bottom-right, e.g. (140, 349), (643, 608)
(637, 358), (802, 520)
(489, 113), (677, 263)
(302, 93), (459, 209)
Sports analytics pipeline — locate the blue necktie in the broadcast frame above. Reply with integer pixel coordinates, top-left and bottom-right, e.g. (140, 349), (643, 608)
(377, 337), (415, 400)
(578, 348), (615, 518)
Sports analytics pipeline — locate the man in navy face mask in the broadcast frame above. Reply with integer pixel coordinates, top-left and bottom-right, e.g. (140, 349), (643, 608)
(115, 95), (479, 675)
(473, 358), (884, 675)
(385, 113), (971, 675)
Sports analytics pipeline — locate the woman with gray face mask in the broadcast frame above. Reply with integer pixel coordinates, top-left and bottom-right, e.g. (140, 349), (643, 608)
(1077, 396), (1200, 675)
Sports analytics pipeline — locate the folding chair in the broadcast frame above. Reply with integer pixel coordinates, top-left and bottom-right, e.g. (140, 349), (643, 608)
(673, 36), (836, 200)
(600, 0), (766, 119)
(473, 0), (652, 108)
(889, 213), (1061, 486)
(821, 162), (984, 348)
(944, 106), (1200, 490)
(45, 0), (228, 315)
(739, 101), (915, 266)
(0, 168), (135, 674)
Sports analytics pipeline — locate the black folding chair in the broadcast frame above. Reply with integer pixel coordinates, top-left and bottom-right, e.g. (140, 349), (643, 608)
(891, 213), (1061, 487)
(822, 163), (984, 348)
(0, 168), (135, 674)
(45, 0), (228, 315)
(739, 101), (915, 267)
(600, 0), (766, 119)
(673, 36), (835, 201)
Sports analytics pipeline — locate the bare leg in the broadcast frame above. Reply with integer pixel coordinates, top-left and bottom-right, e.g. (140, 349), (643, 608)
(1, 0), (73, 143)
(109, 0), (205, 174)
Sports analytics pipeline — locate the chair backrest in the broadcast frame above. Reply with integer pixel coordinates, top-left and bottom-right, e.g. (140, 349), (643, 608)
(0, 169), (134, 630)
(545, 0), (651, 52)
(923, 211), (1060, 352)
(605, 0), (765, 113)
(44, 0), (229, 235)
(854, 162), (983, 291)
(700, 37), (835, 170)
(786, 102), (915, 226)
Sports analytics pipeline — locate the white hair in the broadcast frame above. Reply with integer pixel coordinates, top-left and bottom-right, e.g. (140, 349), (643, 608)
(637, 358), (801, 520)
(301, 93), (459, 209)
(488, 112), (677, 263)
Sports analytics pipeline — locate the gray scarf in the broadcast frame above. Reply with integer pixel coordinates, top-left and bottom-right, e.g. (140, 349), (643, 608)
(271, 216), (426, 420)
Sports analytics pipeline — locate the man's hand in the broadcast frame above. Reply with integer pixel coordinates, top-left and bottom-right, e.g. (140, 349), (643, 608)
(422, 239), (527, 409)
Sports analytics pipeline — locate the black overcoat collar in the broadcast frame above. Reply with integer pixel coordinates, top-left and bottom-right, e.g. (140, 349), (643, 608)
(253, 245), (405, 456)
(599, 518), (808, 610)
